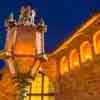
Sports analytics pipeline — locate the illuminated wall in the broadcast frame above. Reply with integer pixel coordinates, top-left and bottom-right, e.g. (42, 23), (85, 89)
(55, 14), (100, 76)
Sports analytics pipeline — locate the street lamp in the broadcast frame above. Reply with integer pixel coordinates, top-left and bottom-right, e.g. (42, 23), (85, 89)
(0, 6), (47, 100)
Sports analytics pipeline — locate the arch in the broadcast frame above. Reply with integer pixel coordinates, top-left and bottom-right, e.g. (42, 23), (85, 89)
(60, 56), (69, 75)
(69, 49), (80, 70)
(93, 31), (100, 55)
(80, 41), (93, 63)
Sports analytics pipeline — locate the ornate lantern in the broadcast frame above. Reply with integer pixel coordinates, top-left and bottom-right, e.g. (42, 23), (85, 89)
(0, 6), (47, 100)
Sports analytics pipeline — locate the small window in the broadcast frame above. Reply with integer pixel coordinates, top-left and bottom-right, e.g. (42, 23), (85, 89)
(60, 56), (69, 75)
(69, 49), (80, 70)
(80, 41), (93, 63)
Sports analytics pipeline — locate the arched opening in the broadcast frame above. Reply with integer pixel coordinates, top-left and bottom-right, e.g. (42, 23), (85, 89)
(80, 41), (93, 63)
(25, 72), (55, 100)
(93, 31), (100, 55)
(69, 49), (80, 70)
(60, 56), (69, 75)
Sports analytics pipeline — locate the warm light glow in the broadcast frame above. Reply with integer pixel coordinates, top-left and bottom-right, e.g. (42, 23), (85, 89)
(25, 96), (29, 100)
(5, 31), (15, 53)
(6, 26), (36, 55)
(41, 58), (57, 80)
(31, 59), (41, 77)
(60, 56), (69, 75)
(31, 74), (42, 93)
(16, 50), (23, 54)
(43, 76), (50, 100)
(69, 49), (80, 70)
(73, 61), (79, 66)
(15, 57), (35, 74)
(7, 58), (16, 75)
(85, 55), (92, 59)
(25, 73), (55, 100)
(15, 43), (34, 55)
(64, 66), (68, 72)
(31, 96), (41, 100)
(80, 41), (93, 63)
(93, 31), (100, 55)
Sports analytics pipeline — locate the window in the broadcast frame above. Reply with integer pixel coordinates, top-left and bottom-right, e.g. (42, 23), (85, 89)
(69, 49), (80, 70)
(80, 41), (93, 63)
(25, 72), (55, 100)
(60, 56), (69, 75)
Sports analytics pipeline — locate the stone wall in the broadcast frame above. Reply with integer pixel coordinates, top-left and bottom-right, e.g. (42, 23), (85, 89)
(55, 55), (100, 100)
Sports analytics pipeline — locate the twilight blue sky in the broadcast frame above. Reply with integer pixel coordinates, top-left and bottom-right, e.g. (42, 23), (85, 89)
(0, 0), (100, 53)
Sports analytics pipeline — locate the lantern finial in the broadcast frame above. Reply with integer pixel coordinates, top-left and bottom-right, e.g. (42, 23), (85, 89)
(36, 17), (47, 33)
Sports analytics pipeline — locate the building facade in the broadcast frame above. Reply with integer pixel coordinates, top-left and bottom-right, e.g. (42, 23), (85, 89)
(41, 12), (100, 100)
(0, 12), (100, 100)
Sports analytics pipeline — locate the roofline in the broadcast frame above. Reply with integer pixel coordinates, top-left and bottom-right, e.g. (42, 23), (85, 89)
(48, 12), (100, 57)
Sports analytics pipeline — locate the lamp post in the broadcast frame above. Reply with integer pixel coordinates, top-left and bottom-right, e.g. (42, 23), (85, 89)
(0, 6), (47, 100)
